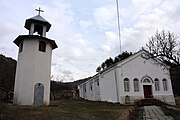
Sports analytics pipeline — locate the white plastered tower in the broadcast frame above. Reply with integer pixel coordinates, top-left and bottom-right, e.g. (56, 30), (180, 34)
(13, 12), (57, 106)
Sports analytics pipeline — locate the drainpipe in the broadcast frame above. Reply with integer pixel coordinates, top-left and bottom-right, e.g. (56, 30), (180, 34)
(114, 68), (119, 103)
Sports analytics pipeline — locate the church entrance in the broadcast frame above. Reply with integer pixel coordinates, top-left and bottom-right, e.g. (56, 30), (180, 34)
(143, 85), (152, 98)
(34, 83), (44, 106)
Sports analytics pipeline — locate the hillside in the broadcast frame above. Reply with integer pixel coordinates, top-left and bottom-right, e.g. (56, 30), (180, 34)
(0, 54), (16, 92)
(0, 54), (90, 93)
(51, 77), (91, 92)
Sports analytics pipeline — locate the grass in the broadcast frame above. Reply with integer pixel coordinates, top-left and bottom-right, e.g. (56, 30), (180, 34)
(161, 105), (180, 120)
(0, 99), (133, 120)
(128, 105), (144, 120)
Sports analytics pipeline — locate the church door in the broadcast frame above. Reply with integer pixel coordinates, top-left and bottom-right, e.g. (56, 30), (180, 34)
(143, 85), (152, 98)
(34, 83), (44, 106)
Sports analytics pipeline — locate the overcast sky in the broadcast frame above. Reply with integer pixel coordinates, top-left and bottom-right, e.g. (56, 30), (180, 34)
(1, 0), (180, 82)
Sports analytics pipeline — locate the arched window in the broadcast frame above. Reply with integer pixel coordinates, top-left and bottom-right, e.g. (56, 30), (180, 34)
(154, 78), (160, 91)
(124, 78), (129, 92)
(143, 78), (151, 83)
(133, 78), (139, 92)
(90, 81), (93, 91)
(125, 95), (130, 104)
(39, 41), (46, 52)
(141, 75), (153, 83)
(162, 78), (168, 91)
(95, 78), (99, 86)
(83, 83), (86, 92)
(97, 80), (99, 86)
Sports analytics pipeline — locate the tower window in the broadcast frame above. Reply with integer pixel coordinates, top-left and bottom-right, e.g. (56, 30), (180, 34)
(34, 24), (43, 36)
(39, 41), (46, 52)
(19, 42), (23, 53)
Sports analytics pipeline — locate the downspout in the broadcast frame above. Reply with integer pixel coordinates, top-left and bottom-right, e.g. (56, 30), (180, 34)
(114, 68), (119, 103)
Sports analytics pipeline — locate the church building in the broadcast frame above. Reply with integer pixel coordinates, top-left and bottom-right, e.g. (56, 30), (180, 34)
(78, 50), (175, 105)
(13, 8), (57, 106)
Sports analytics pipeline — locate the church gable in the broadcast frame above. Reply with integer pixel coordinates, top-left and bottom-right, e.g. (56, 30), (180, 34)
(116, 50), (168, 70)
(115, 50), (170, 78)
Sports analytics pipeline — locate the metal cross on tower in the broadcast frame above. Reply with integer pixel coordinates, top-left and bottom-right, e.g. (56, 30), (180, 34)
(35, 7), (44, 15)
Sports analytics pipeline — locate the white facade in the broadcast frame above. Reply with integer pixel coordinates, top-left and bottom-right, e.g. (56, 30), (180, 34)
(14, 39), (52, 105)
(79, 75), (100, 101)
(13, 14), (57, 106)
(78, 50), (175, 105)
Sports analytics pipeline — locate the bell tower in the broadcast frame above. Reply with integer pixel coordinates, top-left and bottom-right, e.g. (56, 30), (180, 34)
(25, 7), (51, 37)
(13, 8), (58, 106)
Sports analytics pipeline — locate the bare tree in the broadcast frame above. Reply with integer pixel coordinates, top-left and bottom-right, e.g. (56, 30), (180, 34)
(146, 30), (180, 66)
(51, 74), (63, 82)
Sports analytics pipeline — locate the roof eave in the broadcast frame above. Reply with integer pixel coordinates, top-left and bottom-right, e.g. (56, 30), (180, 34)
(13, 35), (58, 50)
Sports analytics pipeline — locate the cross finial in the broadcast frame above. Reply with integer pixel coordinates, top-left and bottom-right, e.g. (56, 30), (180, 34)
(35, 7), (44, 15)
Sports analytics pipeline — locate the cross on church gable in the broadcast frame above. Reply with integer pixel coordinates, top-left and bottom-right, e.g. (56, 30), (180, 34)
(35, 7), (44, 15)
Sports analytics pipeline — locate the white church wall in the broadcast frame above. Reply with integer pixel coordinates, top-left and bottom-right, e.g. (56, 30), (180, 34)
(78, 75), (101, 101)
(14, 40), (38, 105)
(78, 50), (175, 105)
(94, 76), (100, 101)
(116, 51), (175, 104)
(99, 69), (119, 103)
(34, 40), (52, 105)
(83, 83), (87, 98)
(86, 80), (94, 101)
(79, 82), (88, 99)
(14, 39), (52, 105)
(78, 85), (83, 98)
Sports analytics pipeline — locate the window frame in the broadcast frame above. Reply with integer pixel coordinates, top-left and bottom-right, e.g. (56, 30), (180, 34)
(143, 78), (151, 83)
(95, 78), (99, 86)
(162, 78), (168, 91)
(133, 78), (139, 92)
(83, 83), (86, 92)
(124, 78), (130, 92)
(90, 81), (93, 91)
(39, 41), (46, 52)
(154, 78), (160, 91)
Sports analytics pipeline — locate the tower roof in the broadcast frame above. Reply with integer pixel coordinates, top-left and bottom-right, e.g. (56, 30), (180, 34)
(25, 15), (51, 32)
(14, 35), (58, 49)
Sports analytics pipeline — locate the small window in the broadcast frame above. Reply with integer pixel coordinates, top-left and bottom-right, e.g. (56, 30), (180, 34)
(162, 78), (168, 91)
(90, 81), (93, 91)
(19, 42), (23, 53)
(124, 78), (130, 92)
(133, 78), (139, 92)
(143, 79), (151, 83)
(154, 78), (160, 91)
(95, 78), (99, 86)
(83, 83), (86, 92)
(39, 41), (46, 52)
(97, 80), (99, 86)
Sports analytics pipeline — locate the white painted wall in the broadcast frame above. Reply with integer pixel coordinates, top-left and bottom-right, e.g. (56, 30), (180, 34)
(99, 69), (118, 103)
(94, 77), (100, 101)
(115, 51), (175, 104)
(78, 75), (100, 101)
(13, 38), (52, 105)
(78, 50), (175, 105)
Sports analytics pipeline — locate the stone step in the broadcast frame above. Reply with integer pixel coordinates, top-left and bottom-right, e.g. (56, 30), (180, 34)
(136, 98), (167, 106)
